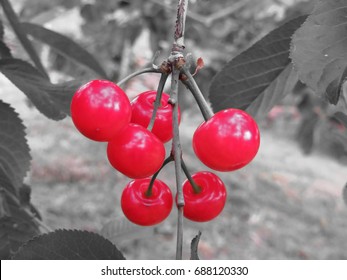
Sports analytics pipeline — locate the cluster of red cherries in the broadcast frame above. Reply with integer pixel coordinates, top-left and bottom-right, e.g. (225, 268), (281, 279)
(70, 79), (260, 226)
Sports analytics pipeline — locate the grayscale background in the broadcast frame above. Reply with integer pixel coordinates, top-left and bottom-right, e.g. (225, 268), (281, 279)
(1, 0), (346, 259)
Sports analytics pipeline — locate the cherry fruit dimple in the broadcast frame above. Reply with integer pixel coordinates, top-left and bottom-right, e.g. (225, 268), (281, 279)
(180, 171), (226, 222)
(121, 178), (173, 226)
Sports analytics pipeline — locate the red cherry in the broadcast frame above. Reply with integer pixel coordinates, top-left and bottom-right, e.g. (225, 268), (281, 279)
(107, 124), (166, 178)
(180, 171), (226, 222)
(70, 79), (131, 142)
(121, 178), (173, 226)
(193, 109), (260, 171)
(131, 90), (181, 143)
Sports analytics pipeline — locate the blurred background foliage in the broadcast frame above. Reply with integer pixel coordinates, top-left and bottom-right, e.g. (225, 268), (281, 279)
(9, 0), (312, 82)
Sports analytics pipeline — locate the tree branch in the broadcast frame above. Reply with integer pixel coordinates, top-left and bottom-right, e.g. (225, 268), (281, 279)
(169, 66), (184, 260)
(174, 0), (188, 49)
(151, 0), (250, 28)
(169, 0), (190, 261)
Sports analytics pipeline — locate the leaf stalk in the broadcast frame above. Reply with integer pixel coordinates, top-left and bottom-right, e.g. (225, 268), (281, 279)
(0, 0), (49, 79)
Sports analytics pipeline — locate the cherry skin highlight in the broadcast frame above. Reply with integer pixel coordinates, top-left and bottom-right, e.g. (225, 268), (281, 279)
(71, 79), (131, 142)
(107, 123), (166, 179)
(193, 109), (260, 171)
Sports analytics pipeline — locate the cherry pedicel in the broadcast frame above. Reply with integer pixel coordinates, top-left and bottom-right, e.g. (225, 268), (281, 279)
(121, 178), (173, 226)
(107, 123), (166, 179)
(70, 79), (131, 142)
(193, 108), (260, 171)
(131, 90), (181, 143)
(180, 171), (226, 222)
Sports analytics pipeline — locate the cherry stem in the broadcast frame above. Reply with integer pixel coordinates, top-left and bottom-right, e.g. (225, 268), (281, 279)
(181, 67), (214, 121)
(117, 67), (161, 87)
(147, 73), (169, 131)
(181, 160), (201, 194)
(170, 66), (185, 260)
(0, 0), (49, 80)
(171, 0), (189, 261)
(145, 156), (174, 197)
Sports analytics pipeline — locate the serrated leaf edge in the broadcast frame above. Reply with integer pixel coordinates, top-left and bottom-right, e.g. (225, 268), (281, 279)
(12, 229), (126, 260)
